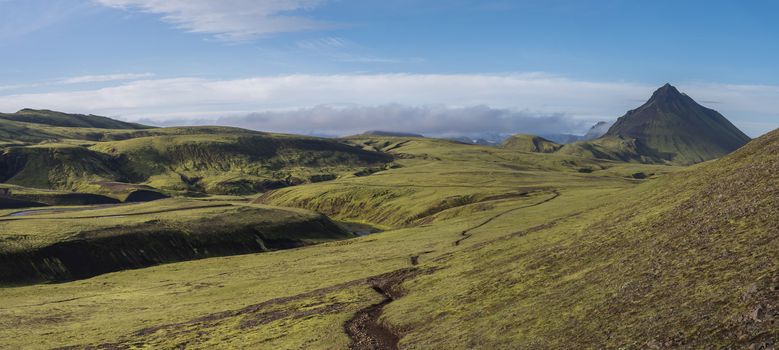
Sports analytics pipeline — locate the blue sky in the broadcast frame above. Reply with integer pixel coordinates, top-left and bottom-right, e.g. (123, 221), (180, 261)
(1, 0), (779, 137)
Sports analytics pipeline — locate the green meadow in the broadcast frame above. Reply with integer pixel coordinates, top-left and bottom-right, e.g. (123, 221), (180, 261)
(1, 109), (777, 349)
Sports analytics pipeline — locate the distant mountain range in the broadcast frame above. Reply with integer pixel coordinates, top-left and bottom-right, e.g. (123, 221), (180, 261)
(361, 130), (424, 138)
(446, 121), (612, 147)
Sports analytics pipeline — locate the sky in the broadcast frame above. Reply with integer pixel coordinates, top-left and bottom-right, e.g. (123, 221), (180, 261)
(1, 0), (779, 137)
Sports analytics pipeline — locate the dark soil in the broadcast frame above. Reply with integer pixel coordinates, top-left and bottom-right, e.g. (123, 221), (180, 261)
(345, 268), (425, 350)
(55, 269), (430, 349)
(0, 196), (47, 209)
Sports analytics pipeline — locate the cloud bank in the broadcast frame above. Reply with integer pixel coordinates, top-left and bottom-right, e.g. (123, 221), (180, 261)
(0, 73), (777, 137)
(95, 0), (330, 40)
(142, 104), (587, 137)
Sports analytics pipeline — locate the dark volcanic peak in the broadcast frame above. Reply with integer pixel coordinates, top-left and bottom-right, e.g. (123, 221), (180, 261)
(652, 82), (683, 98)
(604, 84), (750, 165)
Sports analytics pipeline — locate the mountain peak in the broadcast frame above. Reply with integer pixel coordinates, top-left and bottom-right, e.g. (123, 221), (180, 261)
(603, 85), (750, 164)
(650, 83), (684, 101)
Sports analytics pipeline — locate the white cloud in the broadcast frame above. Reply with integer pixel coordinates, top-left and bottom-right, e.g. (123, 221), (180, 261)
(0, 73), (155, 91)
(95, 0), (331, 40)
(57, 73), (156, 84)
(0, 73), (777, 136)
(295, 36), (348, 50)
(294, 36), (422, 64)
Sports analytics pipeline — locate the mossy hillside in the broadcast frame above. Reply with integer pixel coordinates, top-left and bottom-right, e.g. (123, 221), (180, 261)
(384, 129), (779, 348)
(0, 109), (152, 130)
(557, 135), (666, 163)
(0, 118), (393, 195)
(3, 120), (774, 348)
(0, 172), (639, 349)
(500, 134), (562, 153)
(0, 134), (681, 349)
(0, 144), (132, 191)
(0, 116), (267, 145)
(261, 135), (675, 227)
(0, 199), (351, 283)
(89, 133), (392, 194)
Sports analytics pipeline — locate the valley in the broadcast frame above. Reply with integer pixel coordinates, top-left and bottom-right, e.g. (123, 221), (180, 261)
(0, 85), (777, 349)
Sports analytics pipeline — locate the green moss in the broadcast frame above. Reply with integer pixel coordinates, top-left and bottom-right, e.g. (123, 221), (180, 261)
(1, 116), (773, 349)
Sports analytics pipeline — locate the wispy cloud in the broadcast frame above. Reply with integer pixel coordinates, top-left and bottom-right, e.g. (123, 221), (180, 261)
(0, 73), (777, 136)
(95, 0), (332, 40)
(58, 73), (155, 84)
(295, 36), (348, 50)
(0, 0), (91, 42)
(295, 36), (424, 64)
(0, 72), (155, 91)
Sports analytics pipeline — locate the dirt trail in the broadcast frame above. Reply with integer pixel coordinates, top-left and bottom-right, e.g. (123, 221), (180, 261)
(344, 190), (561, 349)
(454, 190), (559, 246)
(345, 268), (423, 350)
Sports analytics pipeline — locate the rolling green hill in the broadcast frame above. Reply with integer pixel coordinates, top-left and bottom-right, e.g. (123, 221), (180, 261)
(0, 109), (152, 130)
(0, 199), (351, 284)
(0, 107), (774, 349)
(89, 133), (393, 195)
(501, 134), (562, 153)
(558, 135), (662, 163)
(0, 111), (393, 195)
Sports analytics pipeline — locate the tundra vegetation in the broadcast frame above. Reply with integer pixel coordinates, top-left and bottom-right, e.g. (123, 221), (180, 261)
(0, 86), (776, 349)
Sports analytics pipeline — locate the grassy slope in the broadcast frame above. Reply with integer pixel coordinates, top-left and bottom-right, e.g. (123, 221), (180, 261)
(0, 198), (351, 284)
(89, 133), (392, 195)
(557, 136), (665, 163)
(0, 119), (392, 195)
(0, 183), (119, 207)
(388, 131), (779, 348)
(0, 109), (152, 130)
(0, 137), (688, 349)
(500, 134), (562, 153)
(262, 136), (664, 227)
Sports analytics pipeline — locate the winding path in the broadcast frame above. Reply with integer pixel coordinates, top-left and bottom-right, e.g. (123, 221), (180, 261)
(345, 189), (561, 349)
(344, 268), (424, 350)
(454, 190), (560, 246)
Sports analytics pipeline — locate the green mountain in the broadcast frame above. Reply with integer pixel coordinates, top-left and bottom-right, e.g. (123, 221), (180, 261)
(603, 83), (751, 164)
(0, 109), (152, 130)
(501, 134), (562, 153)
